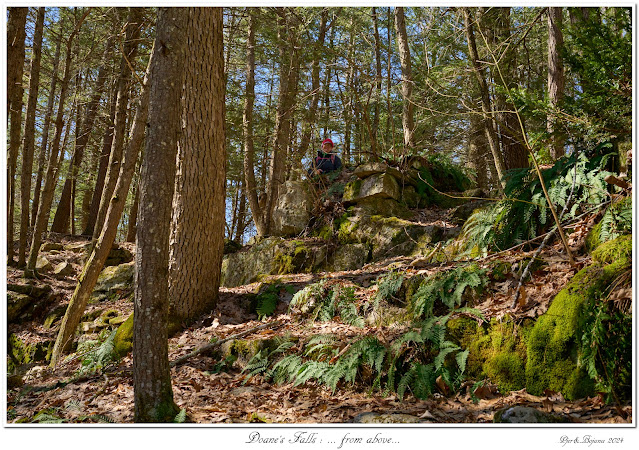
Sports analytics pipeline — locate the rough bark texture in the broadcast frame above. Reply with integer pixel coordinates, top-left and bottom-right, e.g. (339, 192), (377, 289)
(32, 30), (62, 228)
(168, 7), (226, 326)
(51, 37), (114, 234)
(394, 7), (415, 150)
(463, 7), (506, 191)
(49, 51), (152, 366)
(242, 10), (266, 237)
(480, 7), (529, 170)
(93, 8), (143, 240)
(126, 182), (139, 242)
(547, 7), (565, 160)
(18, 7), (46, 266)
(7, 7), (28, 264)
(372, 7), (382, 153)
(26, 10), (90, 276)
(134, 7), (187, 423)
(83, 83), (117, 236)
(263, 8), (300, 235)
(298, 9), (329, 159)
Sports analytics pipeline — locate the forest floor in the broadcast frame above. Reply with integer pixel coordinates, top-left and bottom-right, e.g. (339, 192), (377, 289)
(5, 209), (633, 424)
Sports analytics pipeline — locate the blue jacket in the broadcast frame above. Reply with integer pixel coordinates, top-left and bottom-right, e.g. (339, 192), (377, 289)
(309, 151), (342, 176)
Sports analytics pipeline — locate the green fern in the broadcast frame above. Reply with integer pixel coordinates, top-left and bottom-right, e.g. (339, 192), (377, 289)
(461, 147), (615, 253)
(77, 329), (119, 376)
(173, 408), (187, 423)
(411, 265), (487, 319)
(599, 196), (631, 242)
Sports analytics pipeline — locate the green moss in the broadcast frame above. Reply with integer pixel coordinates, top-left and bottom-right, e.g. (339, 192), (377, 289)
(591, 234), (631, 265)
(584, 221), (603, 253)
(484, 353), (525, 392)
(113, 313), (133, 358)
(8, 334), (52, 371)
(337, 218), (358, 243)
(273, 251), (294, 275)
(343, 179), (362, 202)
(525, 253), (630, 400)
(446, 317), (527, 393)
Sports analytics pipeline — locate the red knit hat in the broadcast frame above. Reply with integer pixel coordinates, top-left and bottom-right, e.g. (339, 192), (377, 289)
(322, 138), (334, 147)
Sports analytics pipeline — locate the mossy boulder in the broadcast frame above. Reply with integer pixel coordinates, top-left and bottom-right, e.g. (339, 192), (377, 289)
(400, 185), (421, 209)
(113, 313), (133, 358)
(331, 243), (370, 271)
(447, 316), (527, 393)
(223, 239), (243, 255)
(272, 180), (314, 237)
(351, 215), (445, 260)
(7, 284), (54, 324)
(43, 306), (67, 330)
(7, 293), (32, 323)
(525, 236), (632, 400)
(8, 334), (53, 372)
(221, 238), (329, 287)
(591, 234), (631, 264)
(449, 200), (490, 225)
(91, 262), (135, 302)
(343, 172), (400, 203)
(105, 244), (134, 267)
(220, 338), (282, 370)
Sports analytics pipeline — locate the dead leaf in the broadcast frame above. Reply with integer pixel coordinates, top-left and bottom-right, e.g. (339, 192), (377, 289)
(436, 376), (450, 396)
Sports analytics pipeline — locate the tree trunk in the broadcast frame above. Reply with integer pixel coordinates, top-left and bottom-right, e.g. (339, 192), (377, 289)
(26, 9), (90, 276)
(32, 30), (63, 228)
(50, 45), (153, 366)
(93, 8), (143, 240)
(480, 7), (529, 170)
(126, 180), (139, 243)
(168, 7), (226, 327)
(394, 7), (416, 150)
(82, 82), (117, 236)
(463, 7), (506, 191)
(263, 8), (300, 236)
(134, 7), (187, 422)
(7, 7), (28, 264)
(18, 7), (46, 267)
(51, 37), (114, 234)
(547, 7), (566, 160)
(372, 7), (382, 154)
(298, 9), (329, 158)
(234, 179), (247, 243)
(243, 10), (267, 237)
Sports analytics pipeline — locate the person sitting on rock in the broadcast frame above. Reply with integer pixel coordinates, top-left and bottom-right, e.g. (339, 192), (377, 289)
(308, 138), (342, 177)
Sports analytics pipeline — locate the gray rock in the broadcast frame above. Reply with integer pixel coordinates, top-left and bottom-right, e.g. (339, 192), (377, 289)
(401, 185), (421, 208)
(91, 262), (135, 301)
(8, 293), (32, 323)
(272, 180), (313, 237)
(105, 244), (134, 266)
(63, 242), (92, 253)
(331, 243), (369, 271)
(36, 256), (52, 272)
(449, 200), (489, 225)
(493, 406), (569, 423)
(344, 172), (400, 203)
(53, 261), (74, 278)
(40, 242), (63, 252)
(221, 238), (329, 287)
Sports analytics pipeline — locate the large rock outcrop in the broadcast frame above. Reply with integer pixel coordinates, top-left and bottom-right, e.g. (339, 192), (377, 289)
(272, 180), (313, 237)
